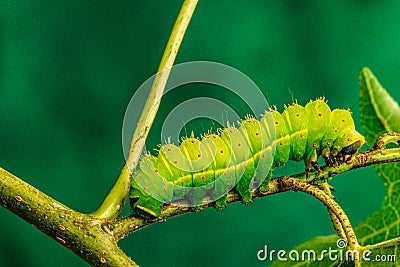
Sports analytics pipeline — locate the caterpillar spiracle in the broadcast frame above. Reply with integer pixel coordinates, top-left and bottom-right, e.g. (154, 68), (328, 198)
(130, 98), (365, 217)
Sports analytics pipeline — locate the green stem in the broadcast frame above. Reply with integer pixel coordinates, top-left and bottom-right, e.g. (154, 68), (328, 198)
(91, 0), (199, 220)
(361, 236), (400, 250)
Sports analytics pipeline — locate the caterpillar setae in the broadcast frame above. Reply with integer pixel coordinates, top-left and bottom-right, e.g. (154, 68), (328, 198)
(130, 98), (365, 217)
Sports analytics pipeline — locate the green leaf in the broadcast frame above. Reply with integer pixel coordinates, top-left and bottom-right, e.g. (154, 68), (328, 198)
(356, 67), (400, 251)
(359, 67), (400, 144)
(272, 68), (400, 266)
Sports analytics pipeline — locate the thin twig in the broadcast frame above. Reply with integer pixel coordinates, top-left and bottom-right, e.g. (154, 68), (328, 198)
(361, 236), (400, 251)
(282, 178), (360, 249)
(112, 146), (400, 240)
(112, 178), (285, 240)
(328, 209), (347, 240)
(91, 0), (199, 220)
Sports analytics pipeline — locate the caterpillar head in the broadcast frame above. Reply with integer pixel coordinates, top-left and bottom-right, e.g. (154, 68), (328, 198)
(329, 128), (365, 164)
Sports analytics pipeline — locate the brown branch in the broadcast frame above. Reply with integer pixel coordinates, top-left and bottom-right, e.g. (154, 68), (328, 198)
(112, 145), (400, 240)
(0, 167), (137, 267)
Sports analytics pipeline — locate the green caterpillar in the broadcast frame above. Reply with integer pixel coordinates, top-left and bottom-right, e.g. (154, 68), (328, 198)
(130, 98), (365, 217)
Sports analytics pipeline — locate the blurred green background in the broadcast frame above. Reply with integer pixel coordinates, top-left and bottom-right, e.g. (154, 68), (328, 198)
(1, 1), (400, 266)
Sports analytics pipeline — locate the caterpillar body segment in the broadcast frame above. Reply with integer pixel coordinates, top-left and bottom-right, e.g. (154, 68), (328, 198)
(130, 98), (365, 217)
